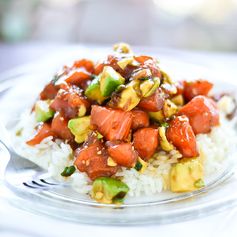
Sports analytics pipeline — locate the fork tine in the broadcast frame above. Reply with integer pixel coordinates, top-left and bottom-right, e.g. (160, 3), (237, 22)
(23, 182), (38, 189)
(40, 179), (58, 185)
(22, 178), (61, 190)
(32, 180), (46, 187)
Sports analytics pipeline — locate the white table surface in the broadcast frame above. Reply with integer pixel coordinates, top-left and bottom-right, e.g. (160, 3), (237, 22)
(0, 200), (237, 237)
(0, 46), (237, 237)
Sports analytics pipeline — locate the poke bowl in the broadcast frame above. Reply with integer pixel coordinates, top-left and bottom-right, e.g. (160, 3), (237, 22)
(0, 43), (237, 224)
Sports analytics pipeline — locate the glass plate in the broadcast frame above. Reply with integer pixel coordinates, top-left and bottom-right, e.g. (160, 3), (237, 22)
(0, 46), (237, 225)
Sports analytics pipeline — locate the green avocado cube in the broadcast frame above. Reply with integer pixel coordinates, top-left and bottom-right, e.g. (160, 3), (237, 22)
(100, 66), (125, 97)
(149, 111), (165, 122)
(85, 77), (106, 104)
(108, 80), (141, 111)
(170, 158), (204, 192)
(91, 177), (129, 204)
(35, 100), (54, 122)
(68, 116), (91, 144)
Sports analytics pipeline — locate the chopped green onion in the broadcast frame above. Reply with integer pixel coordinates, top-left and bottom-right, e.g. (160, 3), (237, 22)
(97, 132), (103, 139)
(51, 74), (61, 85)
(139, 77), (149, 81)
(134, 161), (143, 171)
(61, 166), (76, 177)
(160, 122), (169, 128)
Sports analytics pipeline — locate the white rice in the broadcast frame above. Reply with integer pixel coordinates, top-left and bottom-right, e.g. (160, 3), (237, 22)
(11, 96), (237, 197)
(117, 150), (181, 197)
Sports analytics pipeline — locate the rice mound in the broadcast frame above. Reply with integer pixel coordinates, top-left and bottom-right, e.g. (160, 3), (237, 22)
(12, 96), (237, 197)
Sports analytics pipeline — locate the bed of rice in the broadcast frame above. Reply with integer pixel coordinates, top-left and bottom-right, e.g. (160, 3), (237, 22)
(11, 96), (237, 197)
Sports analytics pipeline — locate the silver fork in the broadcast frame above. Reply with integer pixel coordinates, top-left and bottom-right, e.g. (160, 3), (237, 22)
(0, 122), (62, 191)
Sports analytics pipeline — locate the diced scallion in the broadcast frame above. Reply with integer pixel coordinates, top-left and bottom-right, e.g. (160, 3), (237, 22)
(134, 157), (147, 173)
(61, 166), (76, 177)
(134, 161), (143, 171)
(160, 122), (169, 128)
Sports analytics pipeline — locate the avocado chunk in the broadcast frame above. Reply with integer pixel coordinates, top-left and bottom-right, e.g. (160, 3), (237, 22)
(91, 177), (129, 204)
(170, 158), (204, 192)
(141, 77), (160, 97)
(85, 77), (106, 104)
(35, 100), (54, 122)
(140, 79), (155, 97)
(117, 57), (138, 70)
(100, 66), (125, 97)
(78, 105), (87, 117)
(149, 99), (177, 121)
(171, 94), (184, 106)
(68, 116), (91, 144)
(113, 42), (132, 54)
(163, 99), (178, 118)
(113, 80), (140, 111)
(158, 127), (174, 152)
(161, 69), (173, 84)
(149, 111), (165, 122)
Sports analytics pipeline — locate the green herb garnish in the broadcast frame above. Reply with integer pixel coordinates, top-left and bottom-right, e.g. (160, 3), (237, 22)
(51, 73), (62, 85)
(61, 166), (76, 177)
(97, 132), (103, 139)
(139, 77), (150, 81)
(160, 122), (169, 128)
(134, 161), (143, 171)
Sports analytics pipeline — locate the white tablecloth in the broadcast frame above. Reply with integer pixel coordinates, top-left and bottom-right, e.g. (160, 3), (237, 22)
(0, 48), (237, 237)
(0, 200), (236, 237)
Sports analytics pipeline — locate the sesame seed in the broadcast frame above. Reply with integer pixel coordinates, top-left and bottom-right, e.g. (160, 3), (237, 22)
(85, 160), (90, 166)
